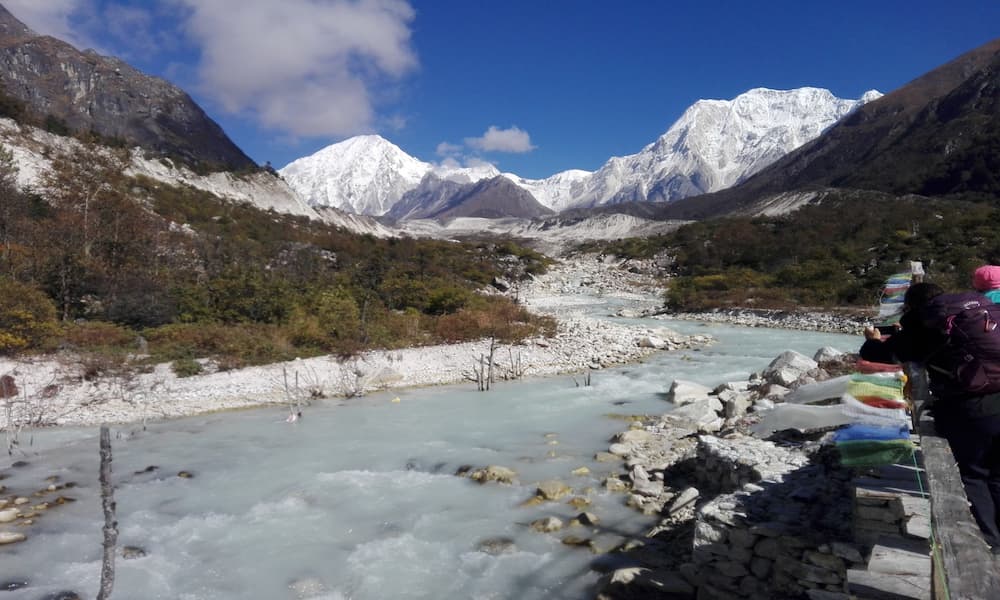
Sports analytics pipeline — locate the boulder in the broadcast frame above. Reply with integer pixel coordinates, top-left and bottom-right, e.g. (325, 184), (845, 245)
(477, 537), (517, 555)
(762, 351), (818, 386)
(535, 480), (572, 501)
(469, 466), (517, 485)
(530, 516), (564, 532)
(670, 398), (723, 426)
(636, 335), (667, 349)
(666, 380), (713, 405)
(813, 346), (844, 362)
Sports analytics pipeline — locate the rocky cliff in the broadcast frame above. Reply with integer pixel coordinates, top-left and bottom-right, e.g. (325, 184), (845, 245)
(0, 4), (255, 172)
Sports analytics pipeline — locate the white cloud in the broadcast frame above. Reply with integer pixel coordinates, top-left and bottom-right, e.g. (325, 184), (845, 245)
(464, 126), (536, 153)
(435, 141), (462, 156)
(170, 0), (418, 138)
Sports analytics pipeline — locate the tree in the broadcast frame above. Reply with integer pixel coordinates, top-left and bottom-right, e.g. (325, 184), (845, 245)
(42, 143), (130, 260)
(0, 143), (21, 269)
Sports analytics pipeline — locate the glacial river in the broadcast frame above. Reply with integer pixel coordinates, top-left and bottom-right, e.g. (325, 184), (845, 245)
(1, 312), (858, 599)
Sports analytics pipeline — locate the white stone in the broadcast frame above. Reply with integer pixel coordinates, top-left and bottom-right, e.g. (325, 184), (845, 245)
(0, 508), (18, 523)
(0, 531), (26, 544)
(666, 379), (714, 405)
(813, 346), (844, 362)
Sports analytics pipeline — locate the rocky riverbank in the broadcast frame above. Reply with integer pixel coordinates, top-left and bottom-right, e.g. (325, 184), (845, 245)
(0, 255), (706, 429)
(589, 347), (873, 599)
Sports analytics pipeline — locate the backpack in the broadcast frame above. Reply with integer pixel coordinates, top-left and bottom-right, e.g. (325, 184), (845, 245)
(921, 292), (1000, 394)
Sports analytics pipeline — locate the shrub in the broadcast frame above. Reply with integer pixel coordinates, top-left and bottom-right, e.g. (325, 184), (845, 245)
(0, 278), (58, 355)
(60, 321), (136, 351)
(171, 357), (203, 377)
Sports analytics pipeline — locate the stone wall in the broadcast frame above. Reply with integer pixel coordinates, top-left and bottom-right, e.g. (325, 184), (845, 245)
(686, 437), (930, 600)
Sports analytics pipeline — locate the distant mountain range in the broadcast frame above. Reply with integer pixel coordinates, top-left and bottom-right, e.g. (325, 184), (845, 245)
(280, 87), (880, 220)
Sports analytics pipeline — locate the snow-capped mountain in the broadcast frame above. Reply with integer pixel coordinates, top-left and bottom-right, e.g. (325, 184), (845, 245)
(279, 135), (506, 216)
(563, 87), (881, 208)
(502, 169), (592, 213)
(280, 135), (432, 216)
(280, 87), (881, 218)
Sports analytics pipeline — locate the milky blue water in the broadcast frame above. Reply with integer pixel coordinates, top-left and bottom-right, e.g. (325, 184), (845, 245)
(0, 315), (859, 599)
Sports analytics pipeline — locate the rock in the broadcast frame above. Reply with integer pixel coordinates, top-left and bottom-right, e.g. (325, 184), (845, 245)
(576, 512), (600, 526)
(813, 346), (844, 362)
(468, 466), (517, 485)
(636, 335), (667, 349)
(762, 351), (818, 386)
(761, 383), (791, 400)
(714, 381), (751, 394)
(666, 380), (713, 405)
(604, 477), (629, 493)
(535, 480), (572, 501)
(561, 535), (592, 547)
(614, 429), (653, 445)
(571, 466), (591, 476)
(477, 537), (517, 555)
(0, 531), (26, 545)
(567, 496), (591, 510)
(0, 508), (18, 523)
(670, 398), (723, 426)
(177, 471), (194, 479)
(721, 391), (753, 419)
(668, 487), (700, 514)
(530, 516), (564, 532)
(121, 546), (147, 559)
(595, 451), (619, 463)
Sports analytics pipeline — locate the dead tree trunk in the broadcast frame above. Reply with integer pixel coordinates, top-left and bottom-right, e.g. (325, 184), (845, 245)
(97, 425), (117, 600)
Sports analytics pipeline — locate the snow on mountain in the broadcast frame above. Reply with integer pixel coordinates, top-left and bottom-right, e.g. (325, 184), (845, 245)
(279, 136), (506, 216)
(502, 169), (592, 213)
(564, 87), (881, 208)
(280, 87), (881, 219)
(279, 135), (432, 216)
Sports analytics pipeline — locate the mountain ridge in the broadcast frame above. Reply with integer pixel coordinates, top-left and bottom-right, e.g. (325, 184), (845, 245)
(280, 87), (878, 218)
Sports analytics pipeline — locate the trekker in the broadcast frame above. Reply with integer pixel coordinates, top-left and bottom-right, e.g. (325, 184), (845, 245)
(861, 282), (1000, 552)
(973, 265), (1000, 302)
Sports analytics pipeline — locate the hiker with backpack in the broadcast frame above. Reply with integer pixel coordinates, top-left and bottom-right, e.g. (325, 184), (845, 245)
(861, 281), (1000, 552)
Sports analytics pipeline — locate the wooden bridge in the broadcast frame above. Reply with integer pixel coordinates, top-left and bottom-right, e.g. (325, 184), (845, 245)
(907, 367), (1000, 599)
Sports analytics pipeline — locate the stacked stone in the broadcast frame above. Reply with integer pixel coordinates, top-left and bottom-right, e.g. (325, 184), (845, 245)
(687, 439), (863, 600)
(852, 468), (931, 548)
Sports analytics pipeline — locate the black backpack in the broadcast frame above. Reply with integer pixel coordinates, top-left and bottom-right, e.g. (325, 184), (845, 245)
(921, 292), (1000, 394)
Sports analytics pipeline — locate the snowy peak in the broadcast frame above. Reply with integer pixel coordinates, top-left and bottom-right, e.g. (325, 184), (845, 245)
(279, 86), (881, 218)
(568, 87), (881, 208)
(279, 135), (505, 216)
(280, 135), (432, 216)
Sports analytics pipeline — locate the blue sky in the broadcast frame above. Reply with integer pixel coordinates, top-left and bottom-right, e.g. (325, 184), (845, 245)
(5, 0), (1000, 179)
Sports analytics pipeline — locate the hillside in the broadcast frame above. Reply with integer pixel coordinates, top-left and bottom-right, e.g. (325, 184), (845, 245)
(0, 4), (255, 171)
